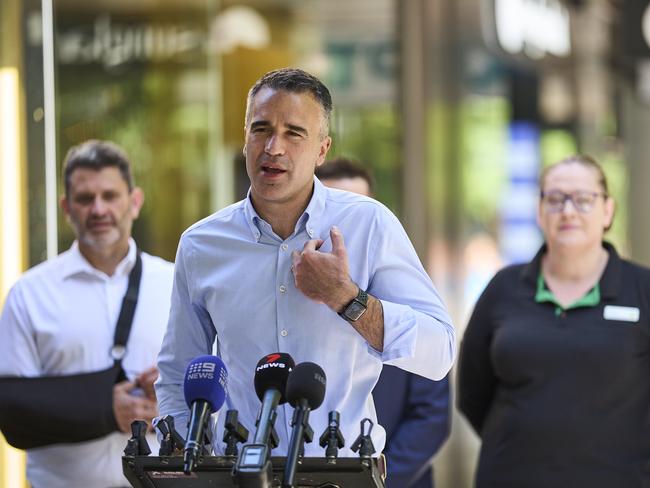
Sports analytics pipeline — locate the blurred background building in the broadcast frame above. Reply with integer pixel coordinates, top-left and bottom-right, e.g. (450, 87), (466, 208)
(1, 0), (649, 486)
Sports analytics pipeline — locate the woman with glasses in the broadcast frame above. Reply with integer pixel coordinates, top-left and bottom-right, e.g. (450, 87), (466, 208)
(458, 154), (650, 488)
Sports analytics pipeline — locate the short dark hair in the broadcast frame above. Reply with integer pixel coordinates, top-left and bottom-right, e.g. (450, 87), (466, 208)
(316, 157), (373, 192)
(245, 67), (333, 137)
(62, 140), (133, 199)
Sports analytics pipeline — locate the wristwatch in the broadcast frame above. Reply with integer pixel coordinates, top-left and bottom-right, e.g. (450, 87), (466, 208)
(339, 288), (368, 322)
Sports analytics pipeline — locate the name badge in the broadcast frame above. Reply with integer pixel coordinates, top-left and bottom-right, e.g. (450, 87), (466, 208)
(603, 305), (640, 323)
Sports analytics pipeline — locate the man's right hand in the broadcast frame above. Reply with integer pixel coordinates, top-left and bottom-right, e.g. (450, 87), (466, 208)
(113, 379), (158, 433)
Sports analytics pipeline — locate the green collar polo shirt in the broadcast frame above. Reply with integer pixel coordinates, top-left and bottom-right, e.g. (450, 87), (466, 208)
(535, 272), (601, 316)
(458, 241), (650, 488)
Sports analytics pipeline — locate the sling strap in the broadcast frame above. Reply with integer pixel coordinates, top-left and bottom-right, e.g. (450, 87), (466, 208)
(112, 251), (143, 381)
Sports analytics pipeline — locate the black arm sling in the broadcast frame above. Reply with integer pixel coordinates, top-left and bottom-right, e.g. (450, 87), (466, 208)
(0, 251), (143, 450)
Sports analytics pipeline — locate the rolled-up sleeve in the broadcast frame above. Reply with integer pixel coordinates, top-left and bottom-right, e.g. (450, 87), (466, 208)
(366, 211), (455, 381)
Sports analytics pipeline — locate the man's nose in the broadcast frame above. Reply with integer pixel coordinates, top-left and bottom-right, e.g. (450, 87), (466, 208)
(90, 196), (108, 214)
(264, 134), (285, 156)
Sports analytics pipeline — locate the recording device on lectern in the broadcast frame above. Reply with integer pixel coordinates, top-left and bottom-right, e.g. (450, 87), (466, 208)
(233, 352), (295, 487)
(182, 355), (228, 474)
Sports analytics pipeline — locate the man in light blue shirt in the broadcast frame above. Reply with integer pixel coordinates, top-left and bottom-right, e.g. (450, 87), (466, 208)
(156, 68), (455, 457)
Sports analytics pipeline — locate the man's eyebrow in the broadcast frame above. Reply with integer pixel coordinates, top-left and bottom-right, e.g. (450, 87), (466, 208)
(286, 124), (308, 136)
(250, 120), (309, 136)
(250, 120), (270, 130)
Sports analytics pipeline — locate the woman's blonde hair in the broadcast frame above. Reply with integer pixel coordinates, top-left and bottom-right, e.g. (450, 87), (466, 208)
(540, 154), (609, 195)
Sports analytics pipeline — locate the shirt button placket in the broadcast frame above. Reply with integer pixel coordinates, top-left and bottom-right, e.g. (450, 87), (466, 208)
(278, 242), (290, 342)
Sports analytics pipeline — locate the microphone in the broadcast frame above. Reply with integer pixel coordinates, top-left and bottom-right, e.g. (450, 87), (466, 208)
(233, 352), (294, 487)
(252, 352), (295, 446)
(182, 355), (228, 474)
(282, 362), (326, 488)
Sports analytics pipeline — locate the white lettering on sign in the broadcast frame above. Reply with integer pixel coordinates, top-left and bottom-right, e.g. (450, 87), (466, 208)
(495, 0), (571, 58)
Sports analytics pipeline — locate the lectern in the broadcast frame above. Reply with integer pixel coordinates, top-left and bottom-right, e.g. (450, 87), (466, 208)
(123, 455), (384, 488)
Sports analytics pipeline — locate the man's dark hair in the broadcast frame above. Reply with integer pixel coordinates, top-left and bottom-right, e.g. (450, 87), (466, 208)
(316, 157), (374, 192)
(62, 139), (133, 199)
(245, 67), (333, 137)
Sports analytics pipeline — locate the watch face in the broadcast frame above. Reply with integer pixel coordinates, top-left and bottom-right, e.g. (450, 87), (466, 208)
(344, 300), (367, 321)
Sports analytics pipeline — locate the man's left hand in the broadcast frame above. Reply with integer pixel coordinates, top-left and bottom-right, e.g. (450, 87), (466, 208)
(291, 226), (357, 311)
(135, 366), (159, 400)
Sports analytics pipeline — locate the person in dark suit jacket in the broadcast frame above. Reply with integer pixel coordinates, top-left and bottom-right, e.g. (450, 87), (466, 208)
(316, 157), (451, 488)
(373, 366), (450, 488)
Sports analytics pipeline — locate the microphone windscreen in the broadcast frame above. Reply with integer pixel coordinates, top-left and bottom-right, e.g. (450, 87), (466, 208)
(286, 362), (326, 410)
(254, 352), (295, 404)
(183, 355), (228, 412)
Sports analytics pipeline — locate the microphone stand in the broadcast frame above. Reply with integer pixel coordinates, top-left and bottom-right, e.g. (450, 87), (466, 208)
(318, 410), (345, 464)
(282, 399), (314, 488)
(223, 410), (249, 457)
(351, 418), (376, 468)
(124, 420), (151, 456)
(157, 415), (186, 456)
(183, 401), (212, 474)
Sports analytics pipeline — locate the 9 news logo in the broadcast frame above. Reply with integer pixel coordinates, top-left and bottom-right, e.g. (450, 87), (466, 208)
(187, 362), (216, 380)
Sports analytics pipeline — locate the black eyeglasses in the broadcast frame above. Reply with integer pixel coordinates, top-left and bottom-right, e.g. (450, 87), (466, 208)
(540, 190), (608, 213)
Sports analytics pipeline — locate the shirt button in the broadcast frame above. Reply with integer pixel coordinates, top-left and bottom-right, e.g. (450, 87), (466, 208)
(280, 329), (288, 337)
(281, 244), (288, 251)
(279, 285), (287, 293)
(307, 228), (314, 237)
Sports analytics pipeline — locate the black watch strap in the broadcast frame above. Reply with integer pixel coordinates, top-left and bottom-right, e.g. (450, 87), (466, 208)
(339, 288), (368, 322)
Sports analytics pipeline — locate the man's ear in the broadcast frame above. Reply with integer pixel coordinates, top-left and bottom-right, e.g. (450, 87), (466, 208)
(130, 187), (145, 218)
(316, 136), (332, 166)
(60, 195), (70, 219)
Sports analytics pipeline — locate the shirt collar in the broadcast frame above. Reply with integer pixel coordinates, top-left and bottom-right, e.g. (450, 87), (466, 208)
(62, 238), (137, 280)
(520, 240), (622, 300)
(242, 177), (328, 242)
(535, 271), (601, 312)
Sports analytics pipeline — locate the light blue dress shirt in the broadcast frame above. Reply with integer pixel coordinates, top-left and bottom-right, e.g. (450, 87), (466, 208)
(156, 177), (455, 457)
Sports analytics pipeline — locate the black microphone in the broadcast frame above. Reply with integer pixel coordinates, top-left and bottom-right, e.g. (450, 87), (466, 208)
(233, 352), (294, 487)
(252, 352), (295, 446)
(282, 362), (326, 488)
(182, 355), (228, 474)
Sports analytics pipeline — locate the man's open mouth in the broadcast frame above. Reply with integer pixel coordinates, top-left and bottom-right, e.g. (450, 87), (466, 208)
(261, 165), (286, 175)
